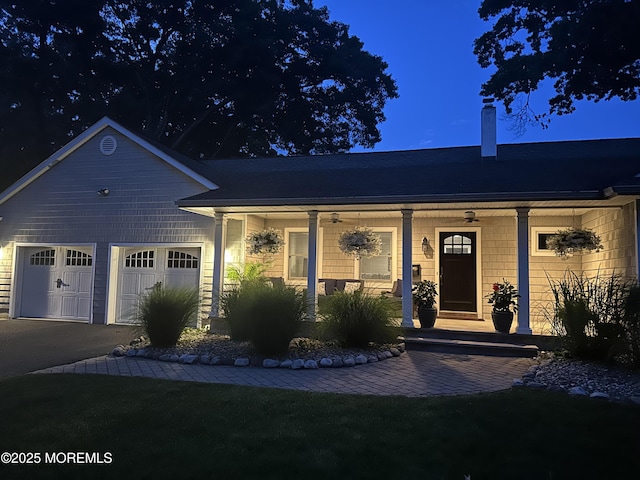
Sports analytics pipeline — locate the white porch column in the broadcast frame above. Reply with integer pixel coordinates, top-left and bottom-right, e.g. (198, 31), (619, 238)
(210, 212), (227, 318)
(401, 209), (415, 328)
(516, 207), (532, 334)
(306, 210), (319, 321)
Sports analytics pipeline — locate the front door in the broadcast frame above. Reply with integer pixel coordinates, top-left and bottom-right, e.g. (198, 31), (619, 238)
(439, 232), (477, 312)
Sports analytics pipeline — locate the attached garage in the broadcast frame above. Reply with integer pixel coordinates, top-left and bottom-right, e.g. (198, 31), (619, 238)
(110, 246), (202, 324)
(0, 118), (217, 325)
(15, 245), (95, 322)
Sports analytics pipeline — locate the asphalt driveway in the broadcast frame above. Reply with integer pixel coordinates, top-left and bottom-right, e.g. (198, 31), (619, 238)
(0, 319), (137, 379)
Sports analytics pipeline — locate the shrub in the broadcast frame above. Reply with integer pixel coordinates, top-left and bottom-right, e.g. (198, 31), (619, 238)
(622, 283), (640, 367)
(135, 286), (200, 348)
(547, 270), (630, 361)
(220, 262), (271, 341)
(320, 290), (400, 348)
(226, 262), (270, 284)
(220, 282), (306, 355)
(219, 285), (254, 341)
(250, 285), (306, 356)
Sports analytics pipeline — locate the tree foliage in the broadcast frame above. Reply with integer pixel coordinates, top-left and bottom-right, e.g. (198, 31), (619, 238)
(473, 0), (640, 131)
(0, 0), (397, 185)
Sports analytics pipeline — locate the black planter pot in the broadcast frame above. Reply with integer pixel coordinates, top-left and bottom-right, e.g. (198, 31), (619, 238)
(491, 310), (514, 334)
(417, 305), (437, 329)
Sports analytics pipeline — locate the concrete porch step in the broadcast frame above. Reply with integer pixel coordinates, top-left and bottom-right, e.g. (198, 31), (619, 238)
(401, 327), (555, 357)
(404, 327), (559, 349)
(403, 335), (539, 358)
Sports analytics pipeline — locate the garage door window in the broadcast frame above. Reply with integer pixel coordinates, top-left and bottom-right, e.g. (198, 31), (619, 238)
(125, 250), (155, 268)
(66, 249), (92, 267)
(30, 249), (55, 266)
(167, 250), (198, 269)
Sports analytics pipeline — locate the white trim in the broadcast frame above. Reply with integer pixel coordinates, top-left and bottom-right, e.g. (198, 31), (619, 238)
(435, 227), (482, 315)
(105, 242), (205, 325)
(11, 243), (97, 323)
(0, 117), (218, 206)
(531, 226), (563, 256)
(284, 227), (324, 282)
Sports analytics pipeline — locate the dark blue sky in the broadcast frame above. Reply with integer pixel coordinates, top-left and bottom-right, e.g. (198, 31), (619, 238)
(316, 0), (640, 152)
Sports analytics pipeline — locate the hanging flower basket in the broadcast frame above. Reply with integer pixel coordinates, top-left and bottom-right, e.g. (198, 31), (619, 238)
(546, 228), (603, 258)
(338, 227), (382, 259)
(246, 228), (284, 255)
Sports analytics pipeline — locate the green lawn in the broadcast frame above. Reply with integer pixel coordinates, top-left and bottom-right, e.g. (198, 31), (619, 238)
(0, 374), (638, 479)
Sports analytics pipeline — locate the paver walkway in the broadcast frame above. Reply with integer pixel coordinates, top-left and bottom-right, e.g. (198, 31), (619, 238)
(34, 351), (534, 397)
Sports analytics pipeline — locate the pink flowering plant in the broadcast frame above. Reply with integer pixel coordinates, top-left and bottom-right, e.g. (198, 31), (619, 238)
(485, 279), (520, 313)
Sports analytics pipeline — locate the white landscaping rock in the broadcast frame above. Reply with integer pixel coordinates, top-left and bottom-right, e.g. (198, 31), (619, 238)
(279, 359), (293, 369)
(568, 386), (588, 396)
(234, 358), (250, 367)
(263, 359), (280, 368)
(304, 360), (318, 369)
(343, 356), (356, 367)
(354, 354), (368, 365)
(319, 358), (333, 368)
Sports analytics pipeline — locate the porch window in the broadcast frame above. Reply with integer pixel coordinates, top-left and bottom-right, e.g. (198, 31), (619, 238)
(360, 231), (393, 280)
(531, 227), (563, 256)
(287, 231), (308, 279)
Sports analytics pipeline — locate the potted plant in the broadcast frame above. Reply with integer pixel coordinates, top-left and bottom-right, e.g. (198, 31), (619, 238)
(412, 280), (438, 328)
(485, 279), (520, 334)
(546, 227), (603, 258)
(246, 228), (284, 256)
(338, 226), (382, 259)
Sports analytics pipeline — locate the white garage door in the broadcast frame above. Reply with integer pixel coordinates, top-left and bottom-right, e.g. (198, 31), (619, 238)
(20, 246), (94, 321)
(116, 247), (200, 324)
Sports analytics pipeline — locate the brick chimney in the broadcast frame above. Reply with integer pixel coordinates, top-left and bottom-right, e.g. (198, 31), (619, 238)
(481, 98), (497, 159)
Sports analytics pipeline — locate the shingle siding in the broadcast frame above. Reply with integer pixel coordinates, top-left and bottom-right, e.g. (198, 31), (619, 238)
(0, 128), (214, 324)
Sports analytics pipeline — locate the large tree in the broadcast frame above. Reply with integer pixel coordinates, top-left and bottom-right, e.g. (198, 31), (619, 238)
(474, 0), (640, 131)
(0, 0), (397, 185)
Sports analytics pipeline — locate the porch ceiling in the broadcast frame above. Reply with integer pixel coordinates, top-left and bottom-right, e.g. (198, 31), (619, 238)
(179, 196), (636, 219)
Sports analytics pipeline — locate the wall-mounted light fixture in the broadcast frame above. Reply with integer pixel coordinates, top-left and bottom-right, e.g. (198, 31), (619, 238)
(97, 188), (110, 197)
(421, 236), (433, 258)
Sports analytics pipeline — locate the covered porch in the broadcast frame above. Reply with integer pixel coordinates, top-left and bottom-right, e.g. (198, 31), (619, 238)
(176, 137), (640, 336)
(183, 197), (639, 336)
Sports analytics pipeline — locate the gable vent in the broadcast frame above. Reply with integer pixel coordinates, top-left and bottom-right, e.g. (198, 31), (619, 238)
(99, 135), (118, 155)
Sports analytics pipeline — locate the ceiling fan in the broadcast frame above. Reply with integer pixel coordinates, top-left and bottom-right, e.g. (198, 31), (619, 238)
(329, 212), (343, 224)
(463, 211), (479, 223)
(438, 211), (481, 224)
(320, 213), (357, 226)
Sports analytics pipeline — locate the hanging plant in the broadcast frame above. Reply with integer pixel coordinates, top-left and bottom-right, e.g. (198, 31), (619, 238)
(338, 227), (382, 259)
(246, 228), (284, 255)
(546, 228), (603, 258)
